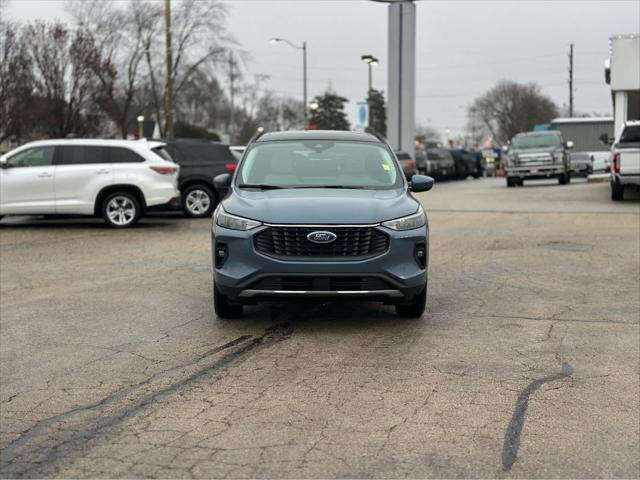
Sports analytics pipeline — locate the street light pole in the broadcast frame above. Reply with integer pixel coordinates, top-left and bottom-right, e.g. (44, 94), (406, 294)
(361, 55), (379, 129)
(302, 41), (308, 130)
(137, 115), (145, 139)
(272, 38), (308, 129)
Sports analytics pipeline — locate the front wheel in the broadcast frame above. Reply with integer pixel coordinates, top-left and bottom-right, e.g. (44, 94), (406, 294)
(396, 286), (427, 318)
(101, 192), (141, 228)
(214, 285), (243, 319)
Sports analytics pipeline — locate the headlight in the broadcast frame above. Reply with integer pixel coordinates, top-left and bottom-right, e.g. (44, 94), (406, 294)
(381, 205), (426, 231)
(213, 205), (262, 231)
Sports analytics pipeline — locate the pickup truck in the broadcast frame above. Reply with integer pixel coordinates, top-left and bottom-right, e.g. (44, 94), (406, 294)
(610, 121), (640, 201)
(505, 131), (573, 187)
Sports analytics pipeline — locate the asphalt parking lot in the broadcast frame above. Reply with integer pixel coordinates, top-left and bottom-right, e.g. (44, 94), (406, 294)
(1, 177), (638, 478)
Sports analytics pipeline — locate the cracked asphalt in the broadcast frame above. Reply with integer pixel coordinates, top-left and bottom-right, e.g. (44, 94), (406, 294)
(1, 177), (639, 478)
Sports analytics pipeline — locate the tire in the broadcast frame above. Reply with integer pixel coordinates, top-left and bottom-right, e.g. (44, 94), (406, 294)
(396, 286), (427, 318)
(182, 184), (216, 218)
(214, 285), (243, 319)
(558, 172), (568, 185)
(101, 192), (141, 228)
(506, 177), (515, 188)
(611, 181), (624, 201)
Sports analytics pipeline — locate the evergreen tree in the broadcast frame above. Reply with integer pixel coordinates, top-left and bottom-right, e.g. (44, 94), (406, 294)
(367, 89), (386, 136)
(308, 91), (350, 130)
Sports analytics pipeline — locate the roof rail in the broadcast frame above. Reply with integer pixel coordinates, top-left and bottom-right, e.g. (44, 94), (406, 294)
(365, 128), (390, 145)
(247, 129), (267, 145)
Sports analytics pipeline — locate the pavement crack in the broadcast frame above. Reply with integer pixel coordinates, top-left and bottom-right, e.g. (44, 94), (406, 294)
(501, 357), (573, 472)
(0, 329), (293, 477)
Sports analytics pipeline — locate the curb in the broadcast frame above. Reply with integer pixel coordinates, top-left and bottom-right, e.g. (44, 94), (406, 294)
(587, 174), (610, 183)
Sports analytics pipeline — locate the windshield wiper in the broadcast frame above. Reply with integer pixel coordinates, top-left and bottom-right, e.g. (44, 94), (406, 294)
(237, 184), (286, 190)
(292, 185), (367, 189)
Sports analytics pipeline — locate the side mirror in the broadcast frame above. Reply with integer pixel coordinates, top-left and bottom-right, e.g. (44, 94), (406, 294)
(0, 157), (7, 169)
(599, 133), (614, 145)
(565, 140), (574, 150)
(214, 173), (232, 190)
(409, 175), (434, 193)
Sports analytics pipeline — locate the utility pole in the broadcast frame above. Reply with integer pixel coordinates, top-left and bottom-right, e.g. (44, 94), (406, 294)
(568, 43), (574, 117)
(164, 0), (174, 137)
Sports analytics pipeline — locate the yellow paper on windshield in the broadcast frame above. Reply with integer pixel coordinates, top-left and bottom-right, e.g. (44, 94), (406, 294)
(382, 164), (391, 171)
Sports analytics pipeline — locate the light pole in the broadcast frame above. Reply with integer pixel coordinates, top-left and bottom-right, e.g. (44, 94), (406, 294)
(137, 115), (145, 139)
(361, 54), (379, 94)
(271, 37), (308, 129)
(361, 55), (379, 130)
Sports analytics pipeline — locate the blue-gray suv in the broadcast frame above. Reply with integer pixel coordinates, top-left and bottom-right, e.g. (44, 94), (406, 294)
(211, 131), (434, 318)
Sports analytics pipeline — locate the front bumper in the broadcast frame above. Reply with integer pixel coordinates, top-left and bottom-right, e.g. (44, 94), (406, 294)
(212, 224), (428, 303)
(506, 164), (565, 179)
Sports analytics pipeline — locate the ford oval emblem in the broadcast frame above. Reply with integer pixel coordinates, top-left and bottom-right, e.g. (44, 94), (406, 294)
(307, 231), (337, 244)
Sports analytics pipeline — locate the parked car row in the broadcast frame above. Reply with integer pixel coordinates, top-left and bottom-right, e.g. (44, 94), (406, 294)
(0, 138), (239, 227)
(396, 148), (483, 181)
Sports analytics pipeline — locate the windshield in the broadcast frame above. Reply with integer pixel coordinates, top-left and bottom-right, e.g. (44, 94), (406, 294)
(236, 140), (402, 189)
(427, 150), (452, 161)
(512, 134), (562, 149)
(151, 146), (174, 163)
(619, 125), (640, 144)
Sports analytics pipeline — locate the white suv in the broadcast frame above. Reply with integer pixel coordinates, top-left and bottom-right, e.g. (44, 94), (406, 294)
(0, 139), (180, 228)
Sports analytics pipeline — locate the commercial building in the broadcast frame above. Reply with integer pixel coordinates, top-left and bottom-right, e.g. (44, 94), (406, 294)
(605, 34), (640, 135)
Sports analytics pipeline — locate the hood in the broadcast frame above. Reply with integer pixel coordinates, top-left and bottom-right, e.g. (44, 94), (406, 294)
(222, 187), (419, 224)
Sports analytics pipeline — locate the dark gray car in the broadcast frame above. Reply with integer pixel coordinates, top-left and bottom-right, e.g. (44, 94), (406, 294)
(211, 130), (434, 319)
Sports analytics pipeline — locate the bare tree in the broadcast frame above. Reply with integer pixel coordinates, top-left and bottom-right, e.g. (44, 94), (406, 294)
(24, 22), (103, 138)
(0, 21), (35, 144)
(464, 107), (489, 148)
(67, 0), (147, 138)
(415, 124), (442, 144)
(467, 80), (558, 144)
(135, 0), (233, 136)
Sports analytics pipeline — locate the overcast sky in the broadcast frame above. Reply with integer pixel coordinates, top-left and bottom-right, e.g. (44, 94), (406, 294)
(4, 0), (640, 137)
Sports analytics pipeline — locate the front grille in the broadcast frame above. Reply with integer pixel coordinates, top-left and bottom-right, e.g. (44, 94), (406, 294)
(255, 226), (389, 259)
(520, 155), (553, 165)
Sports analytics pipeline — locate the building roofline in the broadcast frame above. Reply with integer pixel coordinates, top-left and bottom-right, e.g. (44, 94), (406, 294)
(551, 117), (614, 124)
